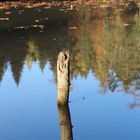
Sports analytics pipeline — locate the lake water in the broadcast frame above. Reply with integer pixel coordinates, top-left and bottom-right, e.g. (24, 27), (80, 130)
(0, 3), (140, 140)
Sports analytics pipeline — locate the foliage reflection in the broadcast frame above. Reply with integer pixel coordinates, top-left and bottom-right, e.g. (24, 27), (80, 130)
(0, 4), (140, 97)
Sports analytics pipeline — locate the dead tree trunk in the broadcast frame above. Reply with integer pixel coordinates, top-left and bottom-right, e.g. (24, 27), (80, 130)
(58, 105), (73, 140)
(57, 50), (70, 105)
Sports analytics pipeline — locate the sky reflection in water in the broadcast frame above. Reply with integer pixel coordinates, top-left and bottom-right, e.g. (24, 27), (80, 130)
(0, 3), (140, 140)
(0, 63), (140, 140)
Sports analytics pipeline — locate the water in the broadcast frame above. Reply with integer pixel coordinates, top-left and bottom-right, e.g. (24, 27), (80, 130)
(0, 2), (140, 140)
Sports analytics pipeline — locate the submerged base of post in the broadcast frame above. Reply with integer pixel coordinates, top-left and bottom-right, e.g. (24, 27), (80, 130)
(57, 50), (70, 105)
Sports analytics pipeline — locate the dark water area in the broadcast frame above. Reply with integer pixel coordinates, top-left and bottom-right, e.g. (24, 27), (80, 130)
(0, 3), (140, 140)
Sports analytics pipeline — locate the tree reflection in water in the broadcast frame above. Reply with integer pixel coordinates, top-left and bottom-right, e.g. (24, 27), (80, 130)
(0, 4), (140, 107)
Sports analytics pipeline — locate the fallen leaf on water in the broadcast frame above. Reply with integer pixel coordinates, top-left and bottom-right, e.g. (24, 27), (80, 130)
(39, 30), (44, 32)
(14, 26), (29, 29)
(5, 11), (11, 14)
(124, 23), (131, 26)
(0, 17), (9, 21)
(69, 26), (77, 30)
(31, 24), (45, 29)
(35, 20), (40, 23)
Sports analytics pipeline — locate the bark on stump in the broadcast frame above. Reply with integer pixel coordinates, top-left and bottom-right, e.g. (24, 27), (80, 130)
(57, 50), (70, 105)
(58, 105), (73, 140)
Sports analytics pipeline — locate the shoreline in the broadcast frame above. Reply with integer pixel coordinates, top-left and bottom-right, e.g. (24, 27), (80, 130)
(0, 1), (140, 10)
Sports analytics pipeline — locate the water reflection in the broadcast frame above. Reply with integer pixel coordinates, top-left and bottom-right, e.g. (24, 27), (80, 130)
(128, 92), (140, 109)
(0, 2), (140, 140)
(58, 105), (73, 140)
(0, 4), (140, 95)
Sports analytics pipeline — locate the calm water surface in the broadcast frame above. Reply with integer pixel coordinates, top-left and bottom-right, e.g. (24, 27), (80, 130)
(0, 4), (140, 140)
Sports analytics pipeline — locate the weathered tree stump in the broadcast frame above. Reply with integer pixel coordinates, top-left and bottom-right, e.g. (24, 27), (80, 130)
(58, 105), (73, 140)
(57, 50), (70, 105)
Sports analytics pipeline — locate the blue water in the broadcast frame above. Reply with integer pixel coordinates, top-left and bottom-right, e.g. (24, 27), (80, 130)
(0, 63), (140, 140)
(0, 3), (140, 139)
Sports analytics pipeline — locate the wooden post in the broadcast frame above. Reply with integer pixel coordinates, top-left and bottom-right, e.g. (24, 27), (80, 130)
(58, 105), (73, 140)
(57, 50), (70, 105)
